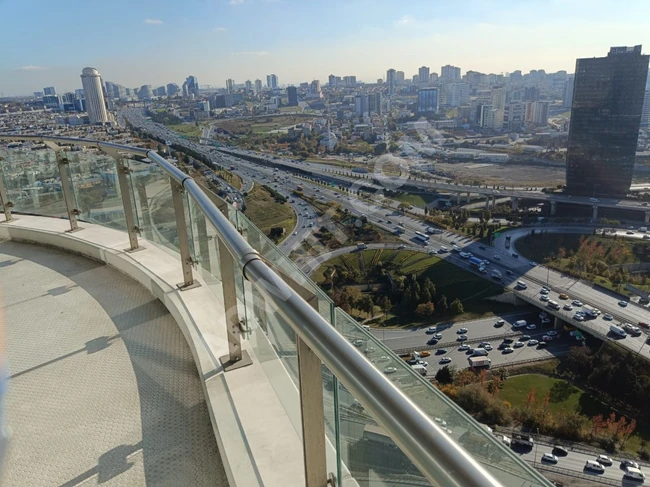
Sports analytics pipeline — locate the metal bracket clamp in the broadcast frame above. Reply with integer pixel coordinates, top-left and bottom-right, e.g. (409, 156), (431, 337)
(44, 141), (81, 232)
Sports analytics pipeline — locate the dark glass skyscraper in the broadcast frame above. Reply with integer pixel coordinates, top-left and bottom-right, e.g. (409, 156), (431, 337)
(287, 86), (298, 106)
(566, 46), (649, 196)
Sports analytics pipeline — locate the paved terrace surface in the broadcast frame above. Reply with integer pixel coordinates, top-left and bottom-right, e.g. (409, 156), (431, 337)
(0, 240), (228, 487)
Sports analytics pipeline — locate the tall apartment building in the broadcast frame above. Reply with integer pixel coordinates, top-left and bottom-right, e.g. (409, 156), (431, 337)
(167, 83), (180, 97)
(504, 102), (525, 131)
(254, 79), (262, 94)
(266, 74), (278, 89)
(386, 69), (396, 95)
(445, 83), (470, 107)
(355, 93), (369, 116)
(245, 80), (252, 93)
(418, 66), (430, 85)
(566, 46), (649, 195)
(395, 71), (405, 85)
(479, 104), (497, 129)
(80, 67), (110, 124)
(563, 77), (575, 108)
(441, 65), (461, 82)
(368, 92), (382, 115)
(43, 86), (57, 96)
(226, 79), (234, 94)
(491, 85), (506, 129)
(183, 76), (199, 97)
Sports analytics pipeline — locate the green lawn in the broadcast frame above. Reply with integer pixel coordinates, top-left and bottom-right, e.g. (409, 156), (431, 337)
(392, 193), (438, 208)
(243, 185), (296, 242)
(167, 123), (203, 139)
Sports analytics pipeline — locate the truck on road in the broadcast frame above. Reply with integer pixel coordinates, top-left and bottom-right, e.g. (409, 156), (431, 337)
(469, 256), (483, 268)
(511, 434), (534, 448)
(610, 324), (627, 338)
(468, 356), (491, 368)
(356, 242), (368, 250)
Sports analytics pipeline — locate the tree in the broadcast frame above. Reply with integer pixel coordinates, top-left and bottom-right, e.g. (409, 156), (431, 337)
(358, 295), (375, 317)
(437, 295), (448, 313)
(423, 278), (436, 298)
(449, 298), (464, 315)
(379, 296), (392, 321)
(525, 388), (536, 410)
(435, 365), (455, 385)
(398, 202), (410, 213)
(415, 302), (435, 318)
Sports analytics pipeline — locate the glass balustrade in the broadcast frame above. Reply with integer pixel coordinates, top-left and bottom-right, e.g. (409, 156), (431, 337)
(0, 141), (553, 487)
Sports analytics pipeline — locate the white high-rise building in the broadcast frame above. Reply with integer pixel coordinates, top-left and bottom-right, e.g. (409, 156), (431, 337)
(418, 66), (430, 85)
(80, 67), (110, 124)
(254, 79), (262, 94)
(386, 69), (396, 95)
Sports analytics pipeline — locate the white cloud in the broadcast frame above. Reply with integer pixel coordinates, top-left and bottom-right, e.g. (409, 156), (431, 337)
(229, 0), (244, 4)
(231, 50), (270, 57)
(17, 65), (46, 71)
(213, 27), (227, 32)
(144, 18), (163, 25)
(395, 15), (414, 26)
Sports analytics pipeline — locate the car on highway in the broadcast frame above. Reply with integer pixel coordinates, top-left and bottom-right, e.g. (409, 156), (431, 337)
(425, 327), (438, 334)
(478, 341), (491, 348)
(494, 254), (501, 260)
(436, 348), (448, 355)
(398, 244), (406, 250)
(584, 460), (605, 473)
(541, 453), (558, 464)
(503, 347), (514, 354)
(596, 454), (612, 466)
(407, 359), (428, 366)
(528, 339), (539, 346)
(559, 293), (569, 300)
(621, 459), (640, 469)
(383, 366), (398, 374)
(619, 300), (629, 307)
(538, 341), (548, 348)
(512, 253), (519, 258)
(540, 295), (549, 302)
(513, 341), (524, 348)
(540, 288), (549, 295)
(603, 313), (613, 321)
(526, 324), (537, 330)
(427, 338), (439, 345)
(562, 303), (573, 311)
(529, 261), (537, 267)
(457, 335), (468, 341)
(516, 280), (527, 289)
(494, 319), (505, 327)
(574, 313), (585, 321)
(484, 344), (493, 351)
(627, 230), (635, 235)
(547, 330), (558, 337)
(439, 357), (452, 365)
(458, 344), (470, 351)
(505, 270), (514, 276)
(552, 445), (568, 456)
(572, 300), (583, 307)
(457, 328), (468, 334)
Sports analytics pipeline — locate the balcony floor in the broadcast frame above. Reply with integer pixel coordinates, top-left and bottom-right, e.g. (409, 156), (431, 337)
(0, 240), (228, 487)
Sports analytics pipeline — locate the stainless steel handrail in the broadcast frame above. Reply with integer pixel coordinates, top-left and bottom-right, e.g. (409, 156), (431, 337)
(0, 134), (545, 487)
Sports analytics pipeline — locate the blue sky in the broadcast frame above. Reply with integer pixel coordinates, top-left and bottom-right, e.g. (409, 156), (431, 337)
(2, 0), (650, 95)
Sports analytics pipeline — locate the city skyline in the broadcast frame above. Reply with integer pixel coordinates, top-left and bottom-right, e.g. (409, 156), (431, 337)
(3, 0), (650, 96)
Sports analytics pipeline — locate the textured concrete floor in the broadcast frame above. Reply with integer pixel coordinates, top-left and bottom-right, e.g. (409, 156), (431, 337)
(0, 240), (228, 487)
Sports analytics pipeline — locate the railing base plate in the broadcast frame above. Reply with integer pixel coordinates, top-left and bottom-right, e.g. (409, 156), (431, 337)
(65, 226), (84, 233)
(124, 246), (145, 254)
(177, 281), (201, 291)
(219, 351), (253, 371)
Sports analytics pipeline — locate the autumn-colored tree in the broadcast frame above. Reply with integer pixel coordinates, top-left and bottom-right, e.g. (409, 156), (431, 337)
(542, 390), (550, 411)
(455, 369), (477, 387)
(621, 419), (637, 448)
(525, 388), (536, 410)
(591, 414), (606, 437)
(479, 369), (487, 390)
(490, 376), (502, 397)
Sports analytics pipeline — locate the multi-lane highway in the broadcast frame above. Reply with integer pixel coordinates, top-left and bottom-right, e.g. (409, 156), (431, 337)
(121, 107), (650, 362)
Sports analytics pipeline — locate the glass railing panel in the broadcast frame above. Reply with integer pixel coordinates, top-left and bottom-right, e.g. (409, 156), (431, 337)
(0, 148), (68, 218)
(333, 308), (549, 487)
(234, 209), (334, 322)
(65, 150), (129, 231)
(125, 158), (181, 257)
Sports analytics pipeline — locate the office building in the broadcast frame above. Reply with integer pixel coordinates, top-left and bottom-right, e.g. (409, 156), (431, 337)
(42, 94), (62, 109)
(266, 74), (278, 90)
(441, 65), (461, 82)
(412, 75), (419, 84)
(354, 93), (369, 116)
(429, 73), (439, 84)
(310, 80), (321, 98)
(491, 85), (506, 129)
(523, 86), (539, 101)
(33, 91), (43, 98)
(226, 79), (234, 94)
(418, 66), (430, 85)
(167, 83), (180, 97)
(642, 90), (650, 127)
(395, 71), (405, 85)
(244, 80), (252, 93)
(138, 85), (153, 100)
(43, 86), (57, 96)
(368, 92), (382, 115)
(287, 86), (298, 106)
(152, 86), (167, 97)
(328, 74), (337, 87)
(80, 67), (110, 124)
(563, 77), (575, 108)
(254, 79), (262, 94)
(510, 70), (523, 83)
(211, 94), (234, 108)
(566, 46), (649, 196)
(343, 76), (356, 86)
(386, 69), (396, 95)
(183, 76), (199, 97)
(417, 87), (438, 114)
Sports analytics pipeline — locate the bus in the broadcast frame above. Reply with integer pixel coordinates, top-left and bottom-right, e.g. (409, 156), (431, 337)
(414, 231), (430, 243)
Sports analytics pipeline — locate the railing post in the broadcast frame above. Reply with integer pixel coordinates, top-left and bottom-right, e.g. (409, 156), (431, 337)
(44, 142), (80, 232)
(170, 179), (200, 290)
(217, 236), (252, 370)
(281, 271), (329, 487)
(114, 157), (141, 252)
(0, 161), (12, 222)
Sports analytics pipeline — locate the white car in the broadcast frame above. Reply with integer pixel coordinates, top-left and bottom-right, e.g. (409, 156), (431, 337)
(513, 341), (524, 348)
(494, 254), (501, 260)
(547, 330), (558, 337)
(526, 324), (537, 330)
(383, 366), (398, 374)
(540, 295), (550, 302)
(458, 344), (470, 351)
(596, 454), (612, 466)
(439, 357), (452, 364)
(572, 300), (583, 307)
(574, 314), (585, 322)
(563, 304), (573, 311)
(528, 339), (539, 346)
(542, 453), (558, 464)
(540, 288), (550, 295)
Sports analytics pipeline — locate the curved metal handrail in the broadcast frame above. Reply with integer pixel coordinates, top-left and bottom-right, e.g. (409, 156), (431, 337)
(0, 134), (549, 487)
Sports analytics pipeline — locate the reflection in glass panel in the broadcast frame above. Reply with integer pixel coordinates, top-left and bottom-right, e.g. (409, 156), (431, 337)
(0, 147), (68, 218)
